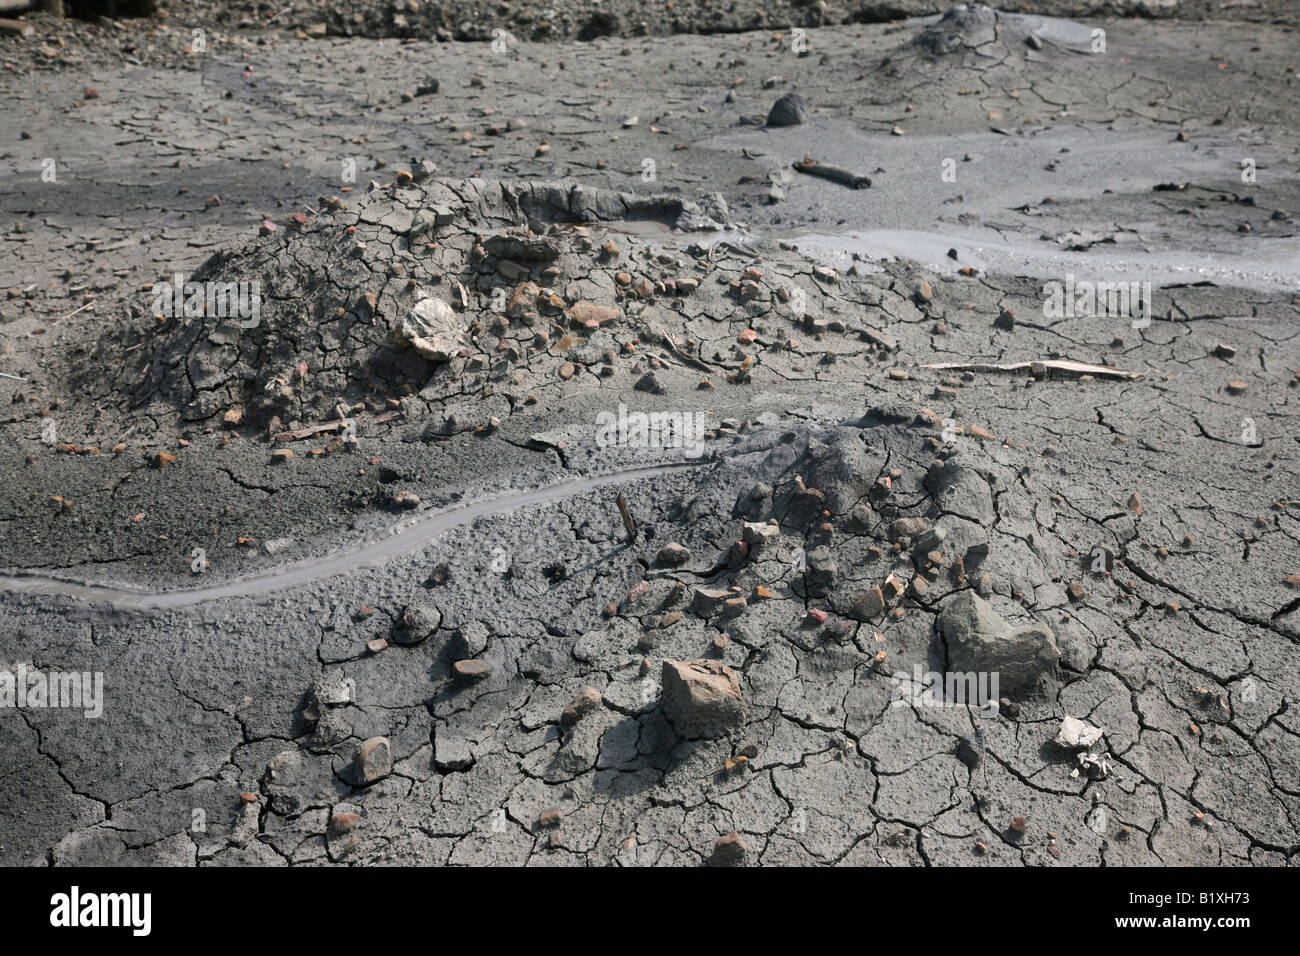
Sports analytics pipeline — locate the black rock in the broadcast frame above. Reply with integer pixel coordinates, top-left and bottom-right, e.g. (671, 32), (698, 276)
(766, 92), (807, 128)
(957, 730), (986, 769)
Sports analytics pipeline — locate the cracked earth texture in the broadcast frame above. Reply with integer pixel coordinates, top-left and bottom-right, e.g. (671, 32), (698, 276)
(1, 2), (1298, 866)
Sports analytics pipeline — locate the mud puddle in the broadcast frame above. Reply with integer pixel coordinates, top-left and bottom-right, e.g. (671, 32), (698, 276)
(783, 227), (1300, 292)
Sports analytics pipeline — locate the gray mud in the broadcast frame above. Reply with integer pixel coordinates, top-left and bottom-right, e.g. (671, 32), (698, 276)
(1, 3), (1298, 868)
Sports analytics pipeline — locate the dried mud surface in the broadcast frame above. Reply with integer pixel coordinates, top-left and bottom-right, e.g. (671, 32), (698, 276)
(1, 3), (1297, 866)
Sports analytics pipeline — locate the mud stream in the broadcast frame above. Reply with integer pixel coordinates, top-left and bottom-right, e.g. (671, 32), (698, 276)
(0, 462), (706, 609)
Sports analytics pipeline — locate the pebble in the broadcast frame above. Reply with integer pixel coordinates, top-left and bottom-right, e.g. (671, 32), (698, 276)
(452, 659), (492, 683)
(353, 736), (392, 784)
(561, 686), (602, 724)
(710, 831), (747, 865)
(657, 542), (690, 565)
(538, 808), (564, 828)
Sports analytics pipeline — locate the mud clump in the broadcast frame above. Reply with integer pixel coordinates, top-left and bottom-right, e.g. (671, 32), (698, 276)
(102, 178), (729, 429)
(913, 3), (1000, 55)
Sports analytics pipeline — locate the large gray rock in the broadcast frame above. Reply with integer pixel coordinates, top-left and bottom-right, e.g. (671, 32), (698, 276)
(938, 590), (1058, 696)
(660, 659), (744, 739)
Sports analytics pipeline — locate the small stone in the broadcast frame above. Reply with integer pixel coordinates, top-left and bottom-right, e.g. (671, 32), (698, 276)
(710, 831), (747, 865)
(568, 300), (620, 328)
(398, 604), (440, 644)
(397, 296), (463, 362)
(957, 730), (985, 769)
(153, 451), (177, 467)
(1055, 716), (1104, 750)
(330, 812), (360, 832)
(849, 586), (886, 621)
(537, 808), (564, 828)
(657, 542), (690, 566)
(766, 92), (807, 127)
(561, 686), (602, 724)
(635, 371), (667, 395)
(452, 659), (491, 683)
(353, 736), (392, 784)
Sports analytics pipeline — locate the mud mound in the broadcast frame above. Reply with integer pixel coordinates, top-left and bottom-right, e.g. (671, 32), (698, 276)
(720, 406), (1067, 700)
(92, 179), (730, 429)
(913, 3), (1002, 55)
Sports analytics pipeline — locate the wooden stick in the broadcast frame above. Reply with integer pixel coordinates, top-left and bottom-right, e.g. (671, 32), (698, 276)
(794, 156), (871, 189)
(58, 299), (95, 321)
(615, 493), (637, 543)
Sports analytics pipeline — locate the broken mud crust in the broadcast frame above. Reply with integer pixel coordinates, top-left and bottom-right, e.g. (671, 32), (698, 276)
(1, 2), (1298, 868)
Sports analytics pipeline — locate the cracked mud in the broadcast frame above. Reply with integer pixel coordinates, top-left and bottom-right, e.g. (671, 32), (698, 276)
(1, 1), (1298, 868)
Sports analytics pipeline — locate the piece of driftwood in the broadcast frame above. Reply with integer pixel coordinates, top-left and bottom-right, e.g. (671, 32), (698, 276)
(793, 156), (871, 189)
(272, 410), (398, 442)
(922, 359), (1143, 380)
